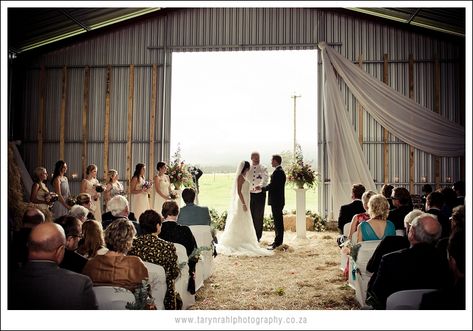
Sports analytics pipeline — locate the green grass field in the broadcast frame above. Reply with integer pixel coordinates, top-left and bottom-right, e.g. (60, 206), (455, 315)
(197, 173), (318, 216)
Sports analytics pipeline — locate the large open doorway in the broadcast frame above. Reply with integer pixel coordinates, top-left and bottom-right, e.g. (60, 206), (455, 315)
(170, 49), (318, 214)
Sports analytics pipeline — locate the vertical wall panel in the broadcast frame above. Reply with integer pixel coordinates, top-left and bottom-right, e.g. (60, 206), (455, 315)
(13, 8), (464, 219)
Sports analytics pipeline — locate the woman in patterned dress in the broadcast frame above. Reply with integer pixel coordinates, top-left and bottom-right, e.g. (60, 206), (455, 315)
(129, 209), (181, 310)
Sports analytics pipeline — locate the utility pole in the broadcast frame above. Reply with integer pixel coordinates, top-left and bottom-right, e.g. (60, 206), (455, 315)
(291, 92), (302, 159)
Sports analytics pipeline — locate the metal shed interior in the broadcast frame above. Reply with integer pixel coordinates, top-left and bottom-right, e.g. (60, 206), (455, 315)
(6, 5), (467, 220)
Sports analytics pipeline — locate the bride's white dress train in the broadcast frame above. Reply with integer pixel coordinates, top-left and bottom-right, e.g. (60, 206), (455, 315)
(217, 179), (273, 257)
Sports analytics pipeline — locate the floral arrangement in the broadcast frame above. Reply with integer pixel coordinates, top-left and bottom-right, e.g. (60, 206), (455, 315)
(286, 144), (319, 189)
(167, 145), (194, 190)
(142, 180), (153, 190)
(124, 280), (156, 310)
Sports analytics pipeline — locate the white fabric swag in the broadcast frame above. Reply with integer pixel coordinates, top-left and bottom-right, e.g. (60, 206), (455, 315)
(318, 42), (464, 220)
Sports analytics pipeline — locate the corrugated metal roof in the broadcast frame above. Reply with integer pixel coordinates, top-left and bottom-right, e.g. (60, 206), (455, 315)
(346, 7), (465, 37)
(7, 7), (465, 56)
(8, 7), (161, 53)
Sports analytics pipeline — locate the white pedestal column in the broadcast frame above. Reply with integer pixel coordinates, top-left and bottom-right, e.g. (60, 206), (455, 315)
(173, 189), (184, 207)
(295, 188), (308, 239)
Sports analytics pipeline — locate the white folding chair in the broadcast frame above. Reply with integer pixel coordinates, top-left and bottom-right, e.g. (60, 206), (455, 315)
(340, 223), (352, 271)
(142, 261), (167, 310)
(352, 240), (381, 307)
(189, 225), (215, 281)
(92, 286), (135, 310)
(386, 289), (437, 310)
(173, 243), (195, 309)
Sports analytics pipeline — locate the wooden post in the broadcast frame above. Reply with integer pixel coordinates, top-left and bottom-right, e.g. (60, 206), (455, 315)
(126, 65), (135, 189)
(408, 54), (415, 193)
(149, 64), (158, 180)
(357, 53), (364, 147)
(82, 66), (90, 179)
(383, 54), (389, 184)
(434, 56), (441, 189)
(104, 65), (111, 180)
(37, 65), (46, 166)
(59, 66), (68, 161)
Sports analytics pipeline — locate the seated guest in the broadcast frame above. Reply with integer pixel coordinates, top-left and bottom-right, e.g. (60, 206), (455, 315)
(82, 218), (148, 291)
(69, 204), (90, 223)
(440, 186), (457, 218)
(348, 190), (376, 240)
(9, 222), (97, 309)
(425, 191), (450, 238)
(178, 187), (218, 255)
(10, 207), (45, 269)
(381, 184), (395, 210)
(435, 204), (465, 261)
(177, 188), (211, 226)
(387, 187), (413, 230)
(77, 220), (108, 259)
(368, 213), (450, 309)
(76, 193), (95, 220)
(366, 210), (422, 290)
(337, 184), (366, 234)
(102, 195), (140, 235)
(420, 184), (433, 211)
(420, 229), (465, 309)
(159, 200), (198, 294)
(129, 210), (181, 310)
(357, 194), (395, 242)
(452, 181), (465, 207)
(55, 215), (88, 273)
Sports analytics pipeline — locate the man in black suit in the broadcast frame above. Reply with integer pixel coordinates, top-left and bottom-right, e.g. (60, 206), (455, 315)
(425, 191), (450, 238)
(9, 222), (97, 309)
(368, 214), (450, 309)
(337, 184), (366, 234)
(261, 154), (286, 250)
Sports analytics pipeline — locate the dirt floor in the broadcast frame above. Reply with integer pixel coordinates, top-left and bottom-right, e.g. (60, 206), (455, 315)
(190, 230), (360, 310)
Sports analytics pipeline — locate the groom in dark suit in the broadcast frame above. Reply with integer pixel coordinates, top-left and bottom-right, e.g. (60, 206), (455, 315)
(261, 154), (286, 250)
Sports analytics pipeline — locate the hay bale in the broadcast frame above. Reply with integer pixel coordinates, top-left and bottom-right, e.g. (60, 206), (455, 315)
(283, 215), (314, 231)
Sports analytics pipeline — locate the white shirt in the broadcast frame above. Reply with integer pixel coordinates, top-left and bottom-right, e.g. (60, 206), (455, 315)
(249, 163), (269, 193)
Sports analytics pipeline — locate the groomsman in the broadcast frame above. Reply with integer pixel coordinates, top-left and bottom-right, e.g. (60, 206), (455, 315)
(260, 155), (286, 250)
(249, 152), (268, 242)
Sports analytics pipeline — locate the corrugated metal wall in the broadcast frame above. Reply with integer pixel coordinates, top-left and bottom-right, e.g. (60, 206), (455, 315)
(13, 8), (464, 218)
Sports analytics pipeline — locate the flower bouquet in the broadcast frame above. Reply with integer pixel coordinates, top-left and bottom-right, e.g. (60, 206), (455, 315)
(167, 145), (194, 190)
(286, 144), (319, 189)
(142, 180), (153, 191)
(94, 184), (105, 193)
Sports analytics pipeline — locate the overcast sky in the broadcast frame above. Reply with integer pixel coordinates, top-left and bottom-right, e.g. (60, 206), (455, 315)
(170, 49), (318, 167)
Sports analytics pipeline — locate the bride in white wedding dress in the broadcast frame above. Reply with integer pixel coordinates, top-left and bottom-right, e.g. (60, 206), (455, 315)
(216, 161), (273, 256)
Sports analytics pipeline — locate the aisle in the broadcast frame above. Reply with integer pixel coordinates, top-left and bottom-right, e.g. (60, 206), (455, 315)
(190, 231), (359, 310)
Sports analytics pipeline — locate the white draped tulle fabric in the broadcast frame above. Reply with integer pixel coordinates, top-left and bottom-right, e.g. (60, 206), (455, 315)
(318, 42), (465, 220)
(319, 42), (465, 156)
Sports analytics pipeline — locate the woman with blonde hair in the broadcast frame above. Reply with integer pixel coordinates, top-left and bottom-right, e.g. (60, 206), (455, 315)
(30, 167), (54, 212)
(77, 220), (108, 258)
(104, 169), (124, 208)
(357, 194), (395, 242)
(80, 164), (102, 222)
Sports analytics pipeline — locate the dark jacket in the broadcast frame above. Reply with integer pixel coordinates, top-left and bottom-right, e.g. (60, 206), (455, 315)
(263, 166), (286, 208)
(369, 243), (450, 309)
(9, 260), (97, 309)
(101, 212), (142, 235)
(338, 200), (365, 232)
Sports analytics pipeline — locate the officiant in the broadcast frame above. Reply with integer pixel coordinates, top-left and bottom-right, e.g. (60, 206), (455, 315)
(249, 152), (268, 242)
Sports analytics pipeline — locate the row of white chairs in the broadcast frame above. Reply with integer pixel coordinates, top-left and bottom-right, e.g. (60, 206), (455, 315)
(93, 225), (215, 310)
